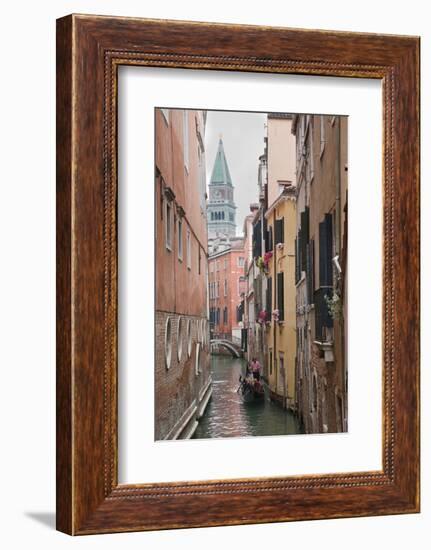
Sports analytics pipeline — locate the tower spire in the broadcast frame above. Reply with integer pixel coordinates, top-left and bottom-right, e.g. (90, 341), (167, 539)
(207, 137), (237, 244)
(210, 138), (233, 186)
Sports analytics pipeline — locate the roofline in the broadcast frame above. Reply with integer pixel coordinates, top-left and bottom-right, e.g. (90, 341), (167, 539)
(264, 188), (296, 219)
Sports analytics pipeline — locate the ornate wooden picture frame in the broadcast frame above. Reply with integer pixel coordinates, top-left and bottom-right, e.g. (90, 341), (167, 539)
(56, 14), (420, 535)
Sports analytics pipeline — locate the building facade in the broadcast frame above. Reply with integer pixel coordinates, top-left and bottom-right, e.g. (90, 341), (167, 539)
(242, 205), (259, 363)
(263, 114), (297, 410)
(208, 242), (246, 342)
(292, 114), (348, 433)
(265, 187), (297, 410)
(155, 108), (212, 440)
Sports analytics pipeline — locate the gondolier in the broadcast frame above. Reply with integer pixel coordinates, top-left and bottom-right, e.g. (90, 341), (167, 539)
(238, 360), (264, 404)
(250, 357), (262, 381)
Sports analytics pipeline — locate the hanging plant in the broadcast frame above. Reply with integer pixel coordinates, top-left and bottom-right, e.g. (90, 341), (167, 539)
(256, 256), (265, 271)
(325, 291), (343, 320)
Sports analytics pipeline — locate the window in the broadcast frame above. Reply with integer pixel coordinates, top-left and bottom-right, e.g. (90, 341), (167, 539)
(216, 281), (220, 298)
(183, 110), (189, 171)
(164, 317), (173, 369)
(224, 279), (227, 296)
(209, 262), (214, 273)
(186, 319), (192, 358)
(238, 256), (245, 267)
(269, 349), (273, 376)
(224, 259), (228, 270)
(320, 116), (326, 157)
(177, 316), (184, 362)
(165, 200), (173, 251)
(195, 343), (201, 375)
(308, 129), (315, 182)
(198, 144), (206, 211)
(177, 218), (183, 261)
(275, 217), (284, 245)
(223, 307), (228, 324)
(266, 226), (273, 252)
(279, 353), (285, 382)
(186, 228), (191, 269)
(277, 179), (292, 194)
(160, 108), (169, 124)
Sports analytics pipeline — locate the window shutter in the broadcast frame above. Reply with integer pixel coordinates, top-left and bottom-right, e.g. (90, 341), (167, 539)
(253, 220), (262, 258)
(267, 277), (272, 315)
(277, 272), (284, 321)
(306, 242), (311, 304)
(310, 238), (315, 302)
(304, 207), (310, 241)
(275, 218), (284, 245)
(319, 220), (327, 286)
(325, 213), (333, 286)
(319, 213), (333, 287)
(300, 208), (309, 271)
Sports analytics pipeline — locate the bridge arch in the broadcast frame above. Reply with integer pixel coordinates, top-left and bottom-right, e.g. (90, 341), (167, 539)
(210, 339), (242, 358)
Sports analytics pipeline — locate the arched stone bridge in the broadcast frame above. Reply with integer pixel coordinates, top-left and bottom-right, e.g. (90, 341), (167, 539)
(210, 339), (243, 358)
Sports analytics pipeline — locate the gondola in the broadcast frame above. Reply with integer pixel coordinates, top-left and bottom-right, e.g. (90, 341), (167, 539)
(238, 375), (265, 404)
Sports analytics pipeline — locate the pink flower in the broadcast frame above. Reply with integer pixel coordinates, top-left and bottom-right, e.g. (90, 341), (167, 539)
(258, 309), (268, 323)
(263, 251), (273, 267)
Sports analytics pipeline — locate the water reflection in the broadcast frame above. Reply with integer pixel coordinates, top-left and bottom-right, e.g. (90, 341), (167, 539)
(193, 355), (303, 440)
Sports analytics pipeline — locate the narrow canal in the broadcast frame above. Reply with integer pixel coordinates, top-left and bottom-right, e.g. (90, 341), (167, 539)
(193, 355), (304, 440)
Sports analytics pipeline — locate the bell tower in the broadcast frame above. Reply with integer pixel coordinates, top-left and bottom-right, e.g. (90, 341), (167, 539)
(207, 138), (237, 239)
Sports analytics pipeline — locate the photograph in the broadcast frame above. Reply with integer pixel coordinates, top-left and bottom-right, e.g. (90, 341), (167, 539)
(0, 0), (423, 544)
(155, 108), (348, 441)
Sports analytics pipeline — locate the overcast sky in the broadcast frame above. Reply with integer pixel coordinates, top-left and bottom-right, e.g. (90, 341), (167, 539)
(205, 110), (267, 236)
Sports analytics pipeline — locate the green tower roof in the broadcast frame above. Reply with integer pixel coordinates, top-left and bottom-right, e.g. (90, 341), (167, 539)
(210, 138), (233, 186)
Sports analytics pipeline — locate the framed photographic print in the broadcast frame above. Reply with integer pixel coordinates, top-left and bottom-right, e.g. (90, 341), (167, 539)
(56, 14), (420, 535)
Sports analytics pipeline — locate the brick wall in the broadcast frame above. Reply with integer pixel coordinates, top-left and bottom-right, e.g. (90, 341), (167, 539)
(155, 310), (210, 440)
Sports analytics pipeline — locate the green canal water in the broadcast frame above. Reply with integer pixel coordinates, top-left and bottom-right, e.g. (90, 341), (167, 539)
(193, 355), (304, 440)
